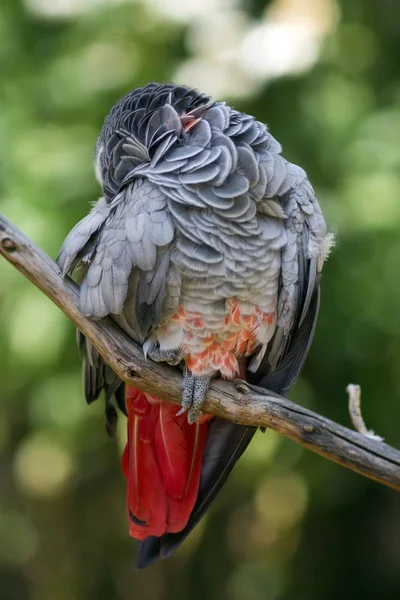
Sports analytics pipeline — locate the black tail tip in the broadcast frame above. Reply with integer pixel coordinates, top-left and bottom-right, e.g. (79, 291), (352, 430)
(135, 537), (161, 569)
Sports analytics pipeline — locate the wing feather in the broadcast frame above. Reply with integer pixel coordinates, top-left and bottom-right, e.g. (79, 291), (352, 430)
(57, 178), (177, 435)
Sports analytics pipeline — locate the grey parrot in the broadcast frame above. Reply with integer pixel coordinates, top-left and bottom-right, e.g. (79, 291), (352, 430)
(57, 82), (332, 568)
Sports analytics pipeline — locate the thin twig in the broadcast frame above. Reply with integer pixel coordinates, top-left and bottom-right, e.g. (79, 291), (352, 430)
(347, 383), (384, 441)
(1, 212), (400, 492)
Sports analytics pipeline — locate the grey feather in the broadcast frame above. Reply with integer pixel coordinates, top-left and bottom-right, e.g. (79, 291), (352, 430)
(60, 177), (176, 334)
(180, 148), (213, 172)
(236, 145), (259, 187)
(195, 184), (235, 208)
(203, 105), (229, 130)
(188, 119), (212, 147)
(166, 145), (203, 160)
(177, 236), (223, 264)
(209, 130), (238, 170)
(179, 164), (220, 185)
(211, 146), (233, 186)
(258, 199), (287, 219)
(213, 172), (249, 198)
(57, 197), (109, 275)
(168, 186), (207, 208)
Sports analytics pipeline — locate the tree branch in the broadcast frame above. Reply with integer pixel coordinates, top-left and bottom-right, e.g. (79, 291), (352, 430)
(1, 212), (400, 492)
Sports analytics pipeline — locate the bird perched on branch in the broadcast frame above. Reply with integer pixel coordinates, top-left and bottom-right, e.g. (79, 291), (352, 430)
(57, 82), (332, 568)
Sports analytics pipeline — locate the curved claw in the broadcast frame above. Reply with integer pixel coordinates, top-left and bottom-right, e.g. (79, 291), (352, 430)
(177, 368), (211, 424)
(146, 343), (184, 366)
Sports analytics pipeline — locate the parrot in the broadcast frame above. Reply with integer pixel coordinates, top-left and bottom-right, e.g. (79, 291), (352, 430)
(57, 82), (332, 568)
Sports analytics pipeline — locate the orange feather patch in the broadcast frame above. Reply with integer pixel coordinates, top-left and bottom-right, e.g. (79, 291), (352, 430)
(170, 299), (275, 379)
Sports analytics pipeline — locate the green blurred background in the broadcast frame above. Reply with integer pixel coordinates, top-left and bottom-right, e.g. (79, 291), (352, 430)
(1, 0), (400, 598)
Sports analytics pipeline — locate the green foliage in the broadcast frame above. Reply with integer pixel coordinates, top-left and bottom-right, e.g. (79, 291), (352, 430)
(1, 1), (400, 598)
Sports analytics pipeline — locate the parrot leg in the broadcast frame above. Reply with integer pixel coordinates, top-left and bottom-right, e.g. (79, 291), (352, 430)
(177, 367), (211, 424)
(145, 342), (184, 366)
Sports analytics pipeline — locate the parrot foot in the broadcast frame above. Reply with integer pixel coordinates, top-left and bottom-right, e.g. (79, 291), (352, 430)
(177, 368), (211, 424)
(144, 341), (184, 366)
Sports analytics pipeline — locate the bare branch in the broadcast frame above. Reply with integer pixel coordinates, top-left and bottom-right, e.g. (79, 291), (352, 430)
(1, 212), (400, 492)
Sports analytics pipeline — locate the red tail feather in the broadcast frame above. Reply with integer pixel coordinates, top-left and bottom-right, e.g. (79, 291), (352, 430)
(123, 386), (211, 540)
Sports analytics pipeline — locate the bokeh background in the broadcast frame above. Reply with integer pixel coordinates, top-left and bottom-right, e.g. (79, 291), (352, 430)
(1, 0), (400, 598)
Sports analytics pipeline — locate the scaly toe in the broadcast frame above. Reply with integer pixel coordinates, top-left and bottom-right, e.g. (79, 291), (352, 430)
(176, 367), (194, 416)
(178, 368), (210, 424)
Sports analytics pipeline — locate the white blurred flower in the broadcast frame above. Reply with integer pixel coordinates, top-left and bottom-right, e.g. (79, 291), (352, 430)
(240, 20), (320, 78)
(239, 0), (339, 80)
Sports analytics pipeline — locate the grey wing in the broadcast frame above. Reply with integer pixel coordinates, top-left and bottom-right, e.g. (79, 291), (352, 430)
(64, 179), (177, 333)
(250, 161), (331, 383)
(57, 197), (110, 275)
(57, 179), (179, 435)
(76, 330), (125, 437)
